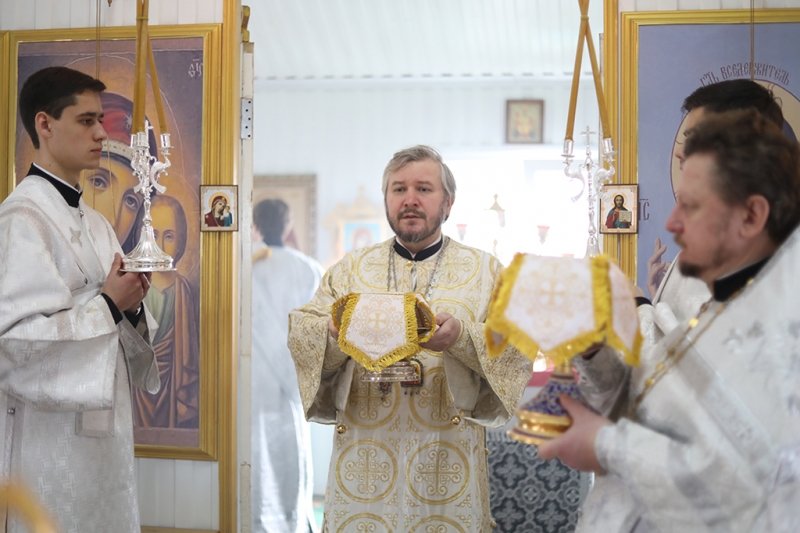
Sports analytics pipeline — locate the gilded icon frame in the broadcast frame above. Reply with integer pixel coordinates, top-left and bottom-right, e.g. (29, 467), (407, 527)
(505, 99), (544, 144)
(322, 188), (389, 267)
(599, 184), (638, 234)
(253, 174), (318, 258)
(603, 5), (800, 280)
(201, 185), (239, 232)
(0, 32), (7, 199)
(4, 25), (226, 462)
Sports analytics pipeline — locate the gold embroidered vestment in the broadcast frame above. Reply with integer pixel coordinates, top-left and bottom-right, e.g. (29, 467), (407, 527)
(288, 239), (531, 532)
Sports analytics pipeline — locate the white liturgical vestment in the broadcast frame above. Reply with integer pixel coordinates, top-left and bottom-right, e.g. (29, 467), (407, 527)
(288, 238), (531, 533)
(252, 244), (322, 533)
(0, 173), (159, 533)
(638, 254), (710, 349)
(574, 226), (800, 533)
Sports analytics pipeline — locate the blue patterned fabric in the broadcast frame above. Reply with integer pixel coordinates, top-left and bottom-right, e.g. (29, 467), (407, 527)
(520, 374), (582, 417)
(487, 431), (585, 533)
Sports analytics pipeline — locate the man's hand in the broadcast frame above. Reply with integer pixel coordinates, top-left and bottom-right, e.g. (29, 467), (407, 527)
(328, 318), (340, 340)
(537, 394), (610, 474)
(420, 312), (462, 352)
(646, 237), (669, 300)
(102, 253), (151, 313)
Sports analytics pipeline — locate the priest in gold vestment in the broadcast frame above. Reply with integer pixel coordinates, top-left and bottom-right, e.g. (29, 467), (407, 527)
(288, 146), (531, 532)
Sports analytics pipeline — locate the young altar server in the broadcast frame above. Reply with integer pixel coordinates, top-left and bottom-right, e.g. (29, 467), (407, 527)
(0, 66), (159, 533)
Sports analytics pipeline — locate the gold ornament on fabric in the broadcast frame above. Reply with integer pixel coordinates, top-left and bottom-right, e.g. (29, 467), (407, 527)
(485, 254), (641, 367)
(332, 292), (436, 372)
(633, 279), (753, 408)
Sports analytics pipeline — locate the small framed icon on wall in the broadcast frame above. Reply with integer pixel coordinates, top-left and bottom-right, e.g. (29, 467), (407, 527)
(200, 185), (238, 232)
(599, 184), (638, 234)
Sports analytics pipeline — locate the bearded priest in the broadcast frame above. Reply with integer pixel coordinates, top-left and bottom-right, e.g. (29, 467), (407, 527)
(288, 145), (531, 532)
(540, 110), (800, 532)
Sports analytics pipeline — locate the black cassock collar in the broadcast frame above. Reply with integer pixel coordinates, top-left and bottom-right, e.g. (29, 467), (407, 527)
(712, 256), (770, 302)
(392, 236), (443, 262)
(28, 163), (82, 208)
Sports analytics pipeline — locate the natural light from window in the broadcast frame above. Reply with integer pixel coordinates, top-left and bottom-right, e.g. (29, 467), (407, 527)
(442, 157), (595, 265)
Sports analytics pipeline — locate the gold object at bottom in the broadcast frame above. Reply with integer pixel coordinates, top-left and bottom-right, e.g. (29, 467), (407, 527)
(508, 410), (573, 446)
(0, 481), (58, 533)
(507, 361), (578, 446)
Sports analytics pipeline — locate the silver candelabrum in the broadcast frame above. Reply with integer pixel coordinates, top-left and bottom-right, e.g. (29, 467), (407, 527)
(122, 119), (176, 272)
(562, 127), (617, 257)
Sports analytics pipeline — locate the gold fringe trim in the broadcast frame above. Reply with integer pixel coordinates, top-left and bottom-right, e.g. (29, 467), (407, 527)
(593, 255), (642, 366)
(485, 254), (641, 366)
(333, 293), (437, 372)
(485, 253), (526, 358)
(330, 293), (352, 330)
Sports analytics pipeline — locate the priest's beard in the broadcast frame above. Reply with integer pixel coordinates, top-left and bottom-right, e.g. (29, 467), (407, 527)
(677, 260), (702, 278)
(675, 236), (734, 281)
(388, 202), (447, 244)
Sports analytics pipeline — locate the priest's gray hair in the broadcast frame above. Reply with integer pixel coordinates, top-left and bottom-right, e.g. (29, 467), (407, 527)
(382, 145), (457, 202)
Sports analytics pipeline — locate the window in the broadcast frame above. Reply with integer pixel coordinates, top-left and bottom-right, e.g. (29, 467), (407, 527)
(443, 156), (594, 265)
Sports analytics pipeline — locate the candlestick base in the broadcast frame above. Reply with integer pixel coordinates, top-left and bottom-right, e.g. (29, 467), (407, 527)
(122, 225), (175, 272)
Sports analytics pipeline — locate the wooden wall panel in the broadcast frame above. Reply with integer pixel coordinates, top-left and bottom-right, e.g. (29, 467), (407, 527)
(0, 0), (224, 31)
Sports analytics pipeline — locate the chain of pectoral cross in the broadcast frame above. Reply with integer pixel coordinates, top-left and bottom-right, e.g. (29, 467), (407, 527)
(387, 237), (450, 301)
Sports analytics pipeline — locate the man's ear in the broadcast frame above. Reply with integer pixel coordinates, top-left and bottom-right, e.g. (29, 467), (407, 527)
(34, 112), (52, 139)
(740, 194), (770, 239)
(445, 196), (454, 218)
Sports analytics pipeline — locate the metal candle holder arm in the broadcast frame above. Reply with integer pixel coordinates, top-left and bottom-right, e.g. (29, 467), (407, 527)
(562, 0), (616, 168)
(122, 0), (176, 272)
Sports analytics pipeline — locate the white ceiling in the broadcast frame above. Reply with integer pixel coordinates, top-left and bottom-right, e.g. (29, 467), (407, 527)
(247, 0), (605, 84)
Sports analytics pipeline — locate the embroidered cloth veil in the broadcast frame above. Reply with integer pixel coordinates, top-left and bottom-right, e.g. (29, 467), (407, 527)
(332, 292), (436, 372)
(486, 254), (641, 366)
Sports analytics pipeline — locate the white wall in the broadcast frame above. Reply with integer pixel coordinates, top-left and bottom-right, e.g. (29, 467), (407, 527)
(253, 79), (601, 263)
(0, 0), (223, 31)
(0, 1), (225, 530)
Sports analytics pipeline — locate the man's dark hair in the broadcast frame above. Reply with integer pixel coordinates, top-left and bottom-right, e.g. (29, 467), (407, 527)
(684, 108), (800, 243)
(682, 79), (784, 128)
(19, 66), (106, 149)
(253, 199), (290, 246)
